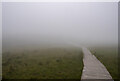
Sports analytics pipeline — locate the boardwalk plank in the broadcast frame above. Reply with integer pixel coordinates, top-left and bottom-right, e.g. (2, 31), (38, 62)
(81, 47), (113, 81)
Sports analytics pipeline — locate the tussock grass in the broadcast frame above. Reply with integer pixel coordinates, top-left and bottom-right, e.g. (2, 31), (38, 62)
(3, 47), (83, 79)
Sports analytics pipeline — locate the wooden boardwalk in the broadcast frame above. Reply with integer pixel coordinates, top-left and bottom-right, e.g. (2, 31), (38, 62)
(81, 47), (113, 81)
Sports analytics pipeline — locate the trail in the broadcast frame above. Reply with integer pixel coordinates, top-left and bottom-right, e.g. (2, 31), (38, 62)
(81, 47), (113, 81)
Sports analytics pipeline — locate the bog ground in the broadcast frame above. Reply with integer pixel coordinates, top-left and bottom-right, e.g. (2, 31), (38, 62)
(2, 46), (118, 80)
(3, 47), (83, 79)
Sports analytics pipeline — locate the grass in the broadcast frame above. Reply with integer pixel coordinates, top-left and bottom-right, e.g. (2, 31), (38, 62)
(3, 47), (83, 79)
(89, 46), (118, 79)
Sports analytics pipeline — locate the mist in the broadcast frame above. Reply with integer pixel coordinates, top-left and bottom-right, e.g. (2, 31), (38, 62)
(2, 2), (118, 50)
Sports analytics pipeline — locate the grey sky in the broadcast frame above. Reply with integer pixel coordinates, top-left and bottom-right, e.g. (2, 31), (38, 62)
(2, 2), (118, 48)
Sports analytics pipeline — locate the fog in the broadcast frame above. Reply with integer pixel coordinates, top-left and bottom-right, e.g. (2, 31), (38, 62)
(2, 2), (118, 50)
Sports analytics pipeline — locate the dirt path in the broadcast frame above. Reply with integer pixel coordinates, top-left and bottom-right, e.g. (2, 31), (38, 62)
(81, 47), (113, 80)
